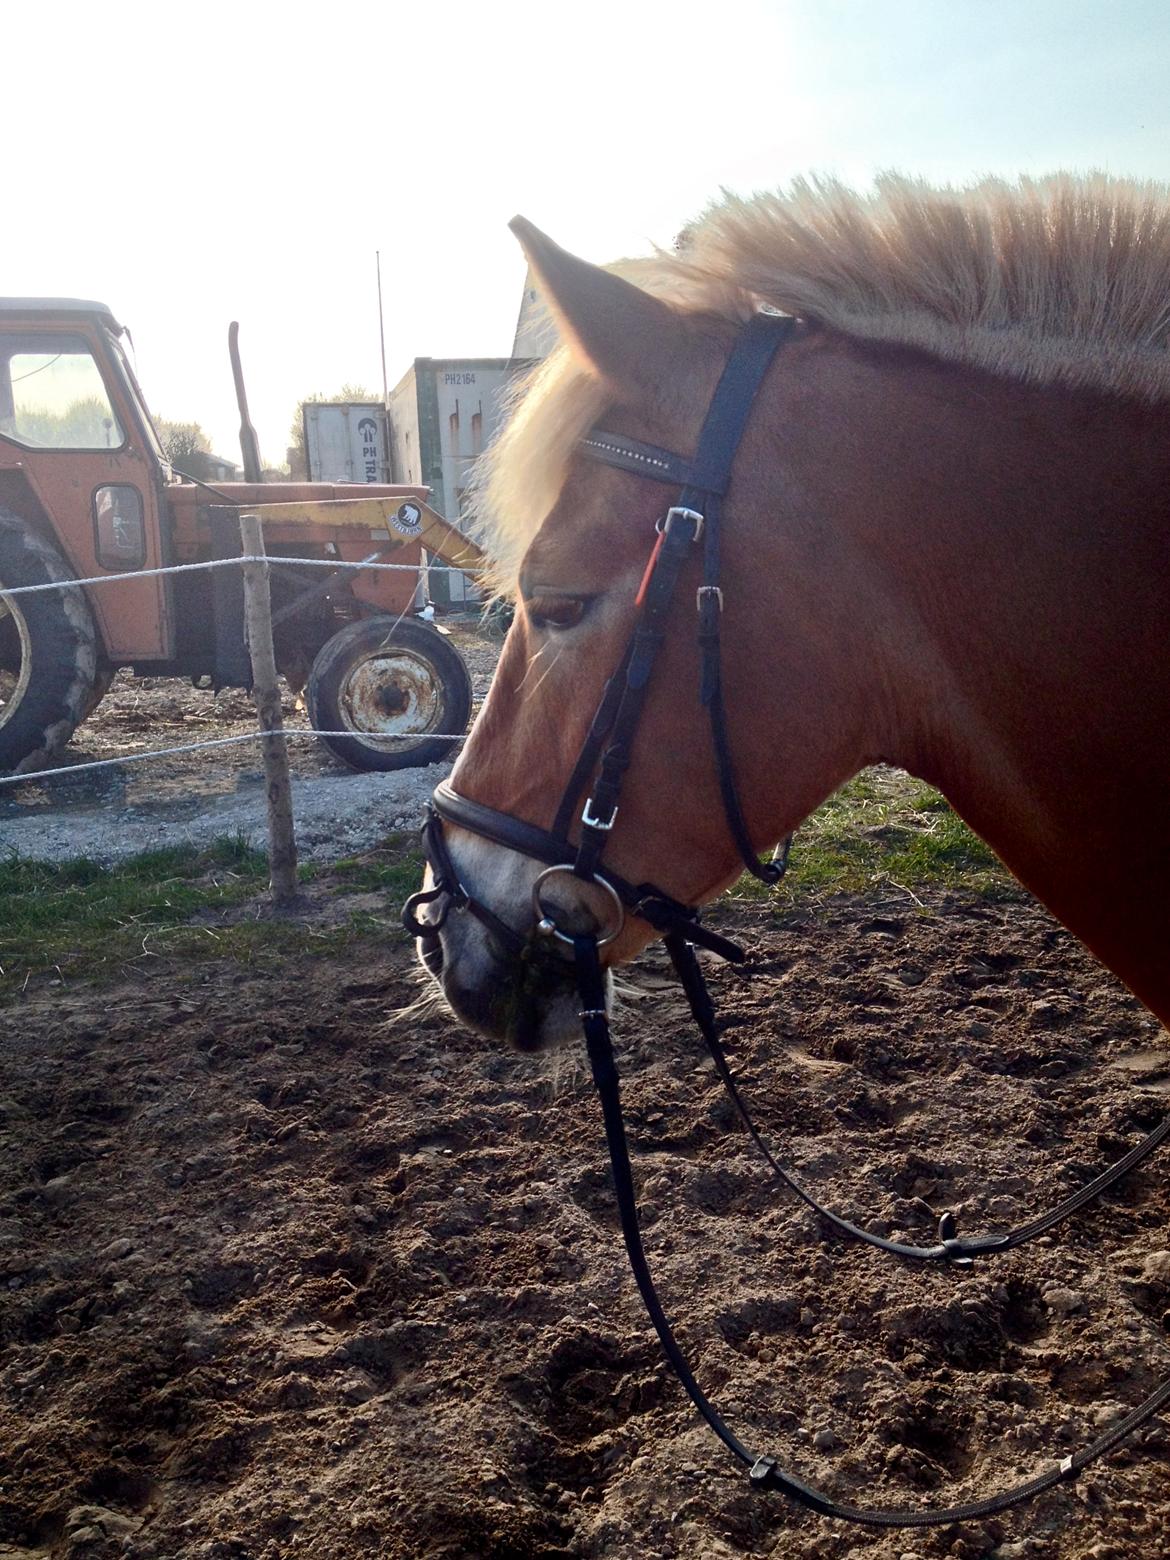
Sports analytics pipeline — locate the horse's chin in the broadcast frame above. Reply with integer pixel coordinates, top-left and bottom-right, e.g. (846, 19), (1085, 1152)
(415, 923), (605, 1053)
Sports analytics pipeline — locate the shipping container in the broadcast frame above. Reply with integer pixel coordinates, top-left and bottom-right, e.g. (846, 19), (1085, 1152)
(387, 357), (536, 605)
(302, 402), (391, 484)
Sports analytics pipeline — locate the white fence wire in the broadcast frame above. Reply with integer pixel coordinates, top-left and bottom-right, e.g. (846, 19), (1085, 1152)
(0, 728), (471, 790)
(0, 553), (473, 599)
(0, 550), (482, 792)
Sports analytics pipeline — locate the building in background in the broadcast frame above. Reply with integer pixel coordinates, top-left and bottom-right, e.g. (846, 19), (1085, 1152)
(203, 453), (242, 482)
(512, 268), (556, 359)
(387, 356), (535, 605)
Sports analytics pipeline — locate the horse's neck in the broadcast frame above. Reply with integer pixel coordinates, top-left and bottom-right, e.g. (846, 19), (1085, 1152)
(871, 364), (1170, 1022)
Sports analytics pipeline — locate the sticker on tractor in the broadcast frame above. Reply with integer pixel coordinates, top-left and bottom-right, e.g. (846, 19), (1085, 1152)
(392, 502), (423, 536)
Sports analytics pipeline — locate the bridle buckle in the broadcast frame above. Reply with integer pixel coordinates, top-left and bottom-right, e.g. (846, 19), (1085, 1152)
(697, 584), (723, 613)
(582, 797), (617, 831)
(657, 506), (704, 542)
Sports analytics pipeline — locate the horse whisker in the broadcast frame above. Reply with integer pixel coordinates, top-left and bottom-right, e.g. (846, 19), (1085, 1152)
(513, 646), (546, 694)
(526, 645), (564, 697)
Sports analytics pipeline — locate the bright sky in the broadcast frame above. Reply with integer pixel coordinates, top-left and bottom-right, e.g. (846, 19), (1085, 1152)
(8, 0), (1167, 466)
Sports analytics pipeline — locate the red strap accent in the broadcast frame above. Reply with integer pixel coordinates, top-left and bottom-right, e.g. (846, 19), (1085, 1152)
(634, 531), (666, 608)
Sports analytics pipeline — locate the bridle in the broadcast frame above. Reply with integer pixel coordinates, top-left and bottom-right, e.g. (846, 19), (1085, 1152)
(402, 313), (1170, 1527)
(405, 314), (797, 970)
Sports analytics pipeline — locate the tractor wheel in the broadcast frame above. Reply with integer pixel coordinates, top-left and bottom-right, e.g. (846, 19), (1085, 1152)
(306, 616), (472, 772)
(79, 659), (116, 723)
(0, 509), (98, 774)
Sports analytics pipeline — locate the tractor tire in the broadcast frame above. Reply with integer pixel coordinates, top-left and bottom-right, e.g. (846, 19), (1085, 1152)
(0, 509), (98, 774)
(79, 659), (116, 723)
(306, 616), (472, 772)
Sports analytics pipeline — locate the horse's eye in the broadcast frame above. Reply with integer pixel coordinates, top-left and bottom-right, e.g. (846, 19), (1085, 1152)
(527, 596), (589, 631)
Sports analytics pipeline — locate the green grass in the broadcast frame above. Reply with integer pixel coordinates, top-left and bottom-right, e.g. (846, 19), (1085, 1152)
(0, 834), (421, 997)
(0, 773), (1005, 997)
(729, 767), (1010, 907)
(328, 835), (425, 900)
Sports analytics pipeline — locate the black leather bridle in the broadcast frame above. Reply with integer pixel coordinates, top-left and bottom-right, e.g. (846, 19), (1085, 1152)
(402, 313), (1170, 1527)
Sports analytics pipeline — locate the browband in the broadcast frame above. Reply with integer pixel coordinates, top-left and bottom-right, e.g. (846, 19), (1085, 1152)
(580, 432), (724, 492)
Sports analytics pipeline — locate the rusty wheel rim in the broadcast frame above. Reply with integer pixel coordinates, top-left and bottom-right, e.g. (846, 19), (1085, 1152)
(0, 590), (32, 731)
(336, 646), (445, 750)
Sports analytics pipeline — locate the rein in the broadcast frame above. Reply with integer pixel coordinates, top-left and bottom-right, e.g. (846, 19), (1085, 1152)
(402, 312), (1170, 1527)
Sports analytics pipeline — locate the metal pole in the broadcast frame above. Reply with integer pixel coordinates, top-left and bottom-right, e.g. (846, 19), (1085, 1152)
(376, 250), (389, 408)
(239, 512), (299, 908)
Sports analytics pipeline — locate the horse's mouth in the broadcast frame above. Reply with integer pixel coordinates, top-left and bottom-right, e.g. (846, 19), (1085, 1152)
(414, 922), (597, 1053)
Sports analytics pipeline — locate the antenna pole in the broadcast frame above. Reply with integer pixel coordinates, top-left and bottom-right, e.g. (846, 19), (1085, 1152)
(376, 250), (389, 405)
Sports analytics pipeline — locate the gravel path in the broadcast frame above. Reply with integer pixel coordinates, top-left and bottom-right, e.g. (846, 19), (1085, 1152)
(0, 623), (499, 865)
(0, 758), (450, 865)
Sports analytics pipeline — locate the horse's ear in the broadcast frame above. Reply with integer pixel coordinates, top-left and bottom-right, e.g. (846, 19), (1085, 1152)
(509, 216), (675, 389)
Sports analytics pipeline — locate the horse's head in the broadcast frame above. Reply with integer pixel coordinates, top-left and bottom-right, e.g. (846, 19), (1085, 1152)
(409, 219), (875, 1049)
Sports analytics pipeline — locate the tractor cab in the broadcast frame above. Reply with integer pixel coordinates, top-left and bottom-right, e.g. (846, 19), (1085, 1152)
(0, 299), (178, 666)
(0, 300), (483, 775)
(0, 298), (159, 456)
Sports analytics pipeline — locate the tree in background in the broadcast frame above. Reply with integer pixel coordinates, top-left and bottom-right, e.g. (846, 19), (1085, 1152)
(156, 419), (218, 480)
(286, 385), (377, 479)
(14, 396), (120, 448)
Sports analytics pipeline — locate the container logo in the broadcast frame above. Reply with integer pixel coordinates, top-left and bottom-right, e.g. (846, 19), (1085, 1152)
(357, 417), (380, 482)
(393, 501), (423, 535)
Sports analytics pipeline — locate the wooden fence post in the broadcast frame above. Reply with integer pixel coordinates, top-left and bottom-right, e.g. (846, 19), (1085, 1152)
(239, 512), (299, 907)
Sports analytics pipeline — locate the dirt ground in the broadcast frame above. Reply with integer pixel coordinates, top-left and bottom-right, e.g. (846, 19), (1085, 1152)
(1, 887), (1169, 1560)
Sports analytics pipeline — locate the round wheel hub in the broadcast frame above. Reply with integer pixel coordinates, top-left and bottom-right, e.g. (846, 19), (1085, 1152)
(338, 648), (443, 744)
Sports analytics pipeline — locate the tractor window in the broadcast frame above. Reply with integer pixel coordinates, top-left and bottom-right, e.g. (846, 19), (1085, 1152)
(0, 334), (125, 450)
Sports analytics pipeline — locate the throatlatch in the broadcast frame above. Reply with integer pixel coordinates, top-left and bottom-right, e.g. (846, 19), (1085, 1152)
(404, 311), (1170, 1528)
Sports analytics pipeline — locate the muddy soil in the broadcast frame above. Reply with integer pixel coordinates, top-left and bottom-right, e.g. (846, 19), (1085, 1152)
(1, 890), (1168, 1559)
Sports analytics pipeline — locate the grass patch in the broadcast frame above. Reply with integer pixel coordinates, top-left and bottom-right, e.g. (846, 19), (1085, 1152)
(730, 768), (1010, 907)
(0, 773), (1006, 996)
(0, 834), (421, 997)
(0, 835), (266, 992)
(329, 834), (424, 900)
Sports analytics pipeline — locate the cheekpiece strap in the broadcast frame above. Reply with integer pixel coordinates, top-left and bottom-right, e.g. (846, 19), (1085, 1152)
(678, 313), (797, 512)
(578, 312), (799, 893)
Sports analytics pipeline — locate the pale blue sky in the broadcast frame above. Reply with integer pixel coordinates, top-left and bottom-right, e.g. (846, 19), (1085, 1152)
(8, 0), (1168, 464)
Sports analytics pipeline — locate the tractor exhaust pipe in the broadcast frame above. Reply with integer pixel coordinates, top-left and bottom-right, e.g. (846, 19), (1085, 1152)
(229, 321), (263, 484)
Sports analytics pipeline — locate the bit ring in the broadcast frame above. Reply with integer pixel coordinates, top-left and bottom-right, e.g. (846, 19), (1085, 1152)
(531, 865), (625, 948)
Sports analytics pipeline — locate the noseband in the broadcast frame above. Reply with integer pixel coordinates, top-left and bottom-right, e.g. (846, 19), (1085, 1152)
(402, 313), (1170, 1527)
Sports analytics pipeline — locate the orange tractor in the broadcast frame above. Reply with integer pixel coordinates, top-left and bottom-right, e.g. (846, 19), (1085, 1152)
(0, 299), (485, 775)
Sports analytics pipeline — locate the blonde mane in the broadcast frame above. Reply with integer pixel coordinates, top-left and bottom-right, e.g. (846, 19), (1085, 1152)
(479, 172), (1170, 588)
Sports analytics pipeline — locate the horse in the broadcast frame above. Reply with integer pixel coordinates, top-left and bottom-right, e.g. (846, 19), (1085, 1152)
(401, 173), (1170, 1525)
(411, 173), (1170, 1055)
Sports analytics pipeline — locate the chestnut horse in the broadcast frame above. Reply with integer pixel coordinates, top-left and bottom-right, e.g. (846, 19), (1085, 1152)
(413, 174), (1170, 1054)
